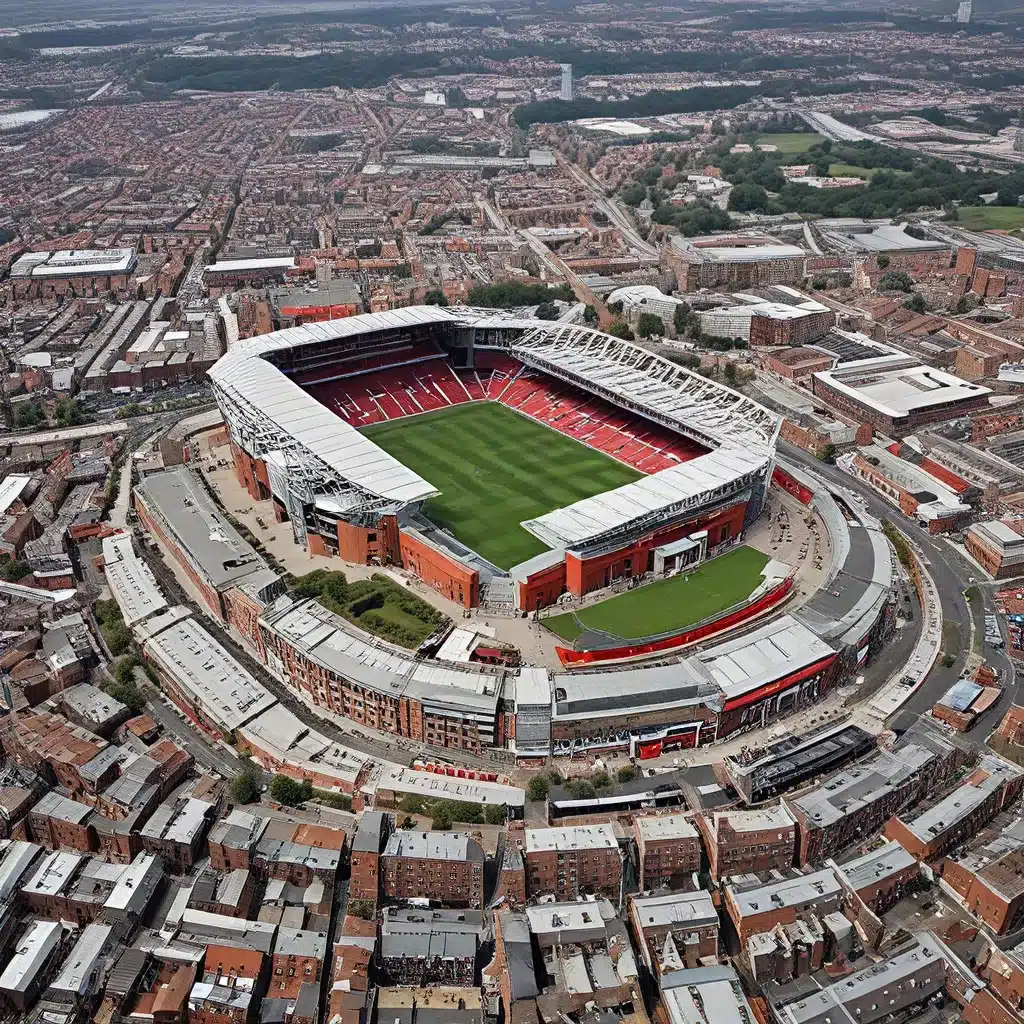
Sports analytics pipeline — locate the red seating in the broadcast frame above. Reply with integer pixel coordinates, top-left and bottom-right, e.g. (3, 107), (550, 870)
(304, 350), (704, 472)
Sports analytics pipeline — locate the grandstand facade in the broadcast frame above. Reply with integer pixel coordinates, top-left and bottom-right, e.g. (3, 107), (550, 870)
(209, 307), (780, 613)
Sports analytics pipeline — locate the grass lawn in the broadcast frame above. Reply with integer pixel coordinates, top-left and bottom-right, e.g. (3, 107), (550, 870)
(363, 403), (641, 569)
(754, 131), (824, 154)
(543, 545), (770, 643)
(956, 205), (1024, 231)
(828, 162), (878, 181)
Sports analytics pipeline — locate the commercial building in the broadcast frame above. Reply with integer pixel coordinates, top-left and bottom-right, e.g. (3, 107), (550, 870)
(812, 355), (992, 434)
(629, 890), (719, 973)
(133, 467), (285, 640)
(524, 824), (623, 901)
(0, 919), (63, 1012)
(633, 813), (701, 891)
(697, 806), (796, 881)
(785, 721), (970, 865)
(670, 238), (807, 290)
(10, 248), (138, 301)
(932, 677), (1003, 732)
(379, 906), (482, 987)
(348, 810), (390, 903)
(203, 256), (296, 294)
(832, 841), (919, 915)
(660, 965), (758, 1024)
(381, 831), (485, 908)
(138, 796), (214, 873)
(884, 754), (1024, 861)
(725, 868), (844, 941)
(269, 928), (328, 999)
(776, 933), (983, 1024)
(940, 817), (1024, 934)
(965, 519), (1024, 579)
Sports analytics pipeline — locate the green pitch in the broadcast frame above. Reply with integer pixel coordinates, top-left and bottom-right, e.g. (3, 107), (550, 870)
(363, 403), (642, 569)
(543, 545), (771, 643)
(754, 131), (825, 153)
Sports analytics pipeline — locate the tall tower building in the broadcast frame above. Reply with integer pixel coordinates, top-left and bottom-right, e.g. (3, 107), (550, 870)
(560, 63), (573, 102)
(956, 0), (972, 22)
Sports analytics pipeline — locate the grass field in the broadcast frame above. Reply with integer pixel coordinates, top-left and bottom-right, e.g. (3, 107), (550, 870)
(363, 403), (641, 569)
(754, 131), (825, 153)
(956, 205), (1024, 231)
(542, 545), (771, 643)
(828, 162), (877, 181)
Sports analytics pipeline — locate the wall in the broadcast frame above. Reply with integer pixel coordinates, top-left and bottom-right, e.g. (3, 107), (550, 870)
(398, 531), (478, 608)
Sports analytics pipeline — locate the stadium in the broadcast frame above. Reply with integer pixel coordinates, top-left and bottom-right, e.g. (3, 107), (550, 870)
(201, 306), (895, 759)
(209, 306), (779, 616)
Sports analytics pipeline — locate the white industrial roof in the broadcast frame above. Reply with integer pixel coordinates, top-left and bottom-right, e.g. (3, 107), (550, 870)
(815, 356), (992, 418)
(0, 475), (32, 516)
(370, 764), (525, 808)
(699, 244), (806, 262)
(525, 823), (618, 854)
(102, 532), (168, 626)
(142, 613), (276, 732)
(204, 257), (296, 273)
(0, 920), (62, 994)
(521, 447), (770, 550)
(50, 922), (112, 995)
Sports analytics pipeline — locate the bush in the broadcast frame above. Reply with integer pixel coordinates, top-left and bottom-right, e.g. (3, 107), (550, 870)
(230, 759), (263, 804)
(348, 899), (376, 920)
(903, 292), (927, 313)
(534, 301), (560, 320)
(876, 254), (890, 269)
(0, 558), (30, 582)
(636, 312), (664, 339)
(313, 789), (352, 810)
(564, 778), (596, 800)
(616, 765), (636, 783)
(484, 804), (505, 825)
(592, 770), (612, 790)
(608, 321), (634, 341)
(424, 289), (449, 306)
(527, 775), (551, 801)
(270, 774), (313, 806)
(879, 270), (914, 293)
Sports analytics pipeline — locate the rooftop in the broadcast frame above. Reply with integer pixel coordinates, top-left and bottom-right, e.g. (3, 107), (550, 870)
(524, 823), (619, 855)
(383, 831), (483, 863)
(728, 868), (842, 918)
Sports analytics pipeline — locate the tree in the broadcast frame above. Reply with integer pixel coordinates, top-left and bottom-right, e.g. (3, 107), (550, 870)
(591, 770), (611, 790)
(997, 187), (1020, 208)
(583, 304), (598, 324)
(673, 301), (691, 335)
(876, 254), (890, 269)
(348, 899), (376, 920)
(727, 181), (769, 213)
(423, 289), (449, 306)
(534, 301), (560, 320)
(0, 558), (30, 582)
(635, 312), (664, 339)
(270, 774), (312, 806)
(903, 292), (927, 313)
(879, 270), (914, 293)
(527, 775), (550, 802)
(484, 804), (505, 825)
(723, 362), (739, 387)
(817, 442), (837, 464)
(616, 765), (636, 783)
(955, 294), (977, 314)
(607, 320), (635, 341)
(230, 759), (263, 804)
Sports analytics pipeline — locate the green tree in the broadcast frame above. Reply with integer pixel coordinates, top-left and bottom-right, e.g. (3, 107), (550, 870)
(527, 775), (550, 801)
(484, 804), (505, 825)
(903, 292), (927, 313)
(879, 270), (914, 293)
(636, 312), (664, 339)
(672, 301), (691, 335)
(817, 442), (837, 464)
(583, 304), (598, 324)
(997, 187), (1020, 208)
(728, 181), (769, 212)
(591, 770), (611, 790)
(0, 558), (30, 582)
(348, 899), (376, 920)
(230, 759), (263, 804)
(876, 254), (890, 269)
(723, 362), (739, 386)
(534, 301), (560, 320)
(607, 320), (635, 341)
(423, 289), (449, 306)
(270, 774), (312, 806)
(616, 765), (636, 783)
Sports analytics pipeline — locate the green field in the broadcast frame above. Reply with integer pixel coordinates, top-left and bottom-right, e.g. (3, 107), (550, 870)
(363, 403), (641, 569)
(828, 162), (877, 181)
(543, 545), (771, 643)
(754, 131), (825, 154)
(956, 205), (1024, 231)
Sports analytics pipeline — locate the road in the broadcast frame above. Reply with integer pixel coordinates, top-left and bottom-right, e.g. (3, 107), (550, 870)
(781, 442), (1017, 740)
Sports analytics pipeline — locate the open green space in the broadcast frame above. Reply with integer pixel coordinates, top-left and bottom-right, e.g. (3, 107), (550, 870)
(292, 569), (447, 648)
(828, 162), (879, 180)
(364, 403), (641, 569)
(542, 545), (771, 643)
(956, 205), (1024, 231)
(754, 131), (825, 153)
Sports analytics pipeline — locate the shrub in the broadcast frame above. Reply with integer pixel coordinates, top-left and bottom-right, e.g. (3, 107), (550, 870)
(616, 765), (636, 783)
(484, 804), (505, 825)
(270, 774), (313, 806)
(527, 775), (551, 801)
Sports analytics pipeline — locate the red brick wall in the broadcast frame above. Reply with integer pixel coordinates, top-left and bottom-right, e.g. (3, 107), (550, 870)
(399, 531), (478, 608)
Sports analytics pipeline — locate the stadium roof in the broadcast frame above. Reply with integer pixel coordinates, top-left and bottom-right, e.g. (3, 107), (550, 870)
(521, 446), (769, 551)
(209, 306), (779, 528)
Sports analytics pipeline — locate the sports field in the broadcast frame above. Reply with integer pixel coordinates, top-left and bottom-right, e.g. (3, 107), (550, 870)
(754, 131), (825, 154)
(956, 205), (1024, 231)
(363, 403), (641, 569)
(542, 545), (770, 643)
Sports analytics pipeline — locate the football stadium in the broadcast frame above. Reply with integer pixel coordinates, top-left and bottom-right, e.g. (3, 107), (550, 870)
(204, 306), (896, 758)
(210, 305), (778, 615)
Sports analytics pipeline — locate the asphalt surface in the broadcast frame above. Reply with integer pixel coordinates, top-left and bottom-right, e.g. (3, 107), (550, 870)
(781, 442), (1018, 742)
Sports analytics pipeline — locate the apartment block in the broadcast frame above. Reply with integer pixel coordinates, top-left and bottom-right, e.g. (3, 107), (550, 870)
(633, 813), (701, 891)
(697, 806), (795, 880)
(381, 831), (485, 909)
(524, 824), (623, 901)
